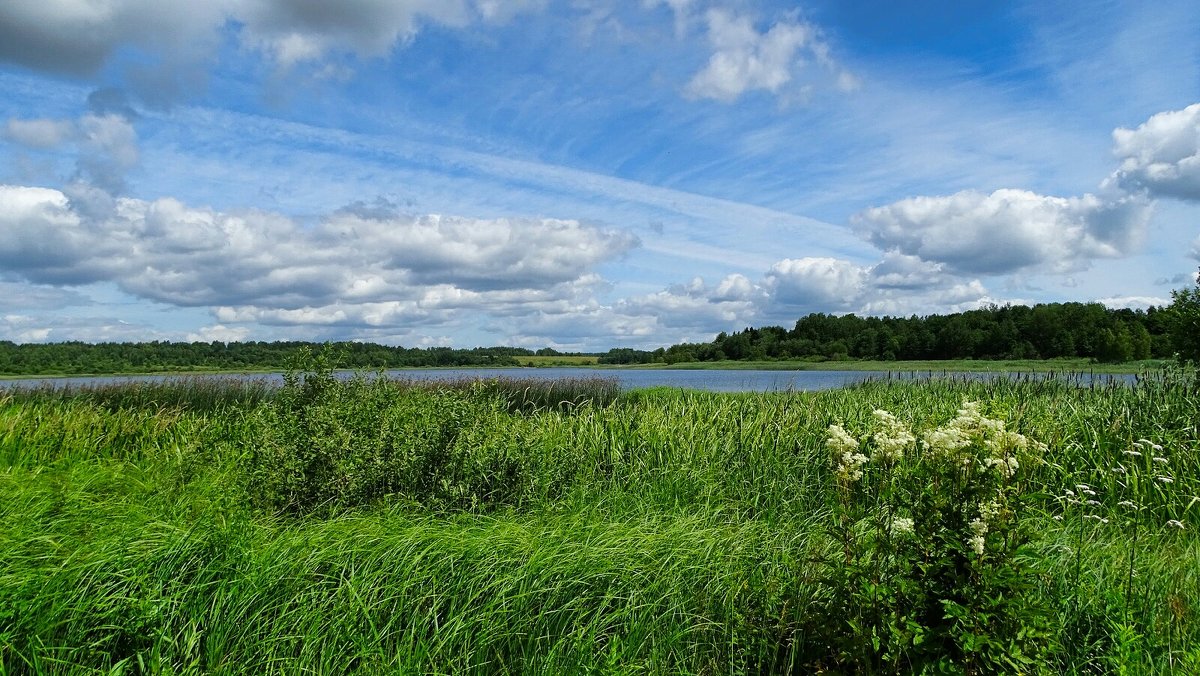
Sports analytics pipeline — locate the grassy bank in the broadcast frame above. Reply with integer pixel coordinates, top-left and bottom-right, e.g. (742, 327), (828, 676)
(2, 370), (1198, 673)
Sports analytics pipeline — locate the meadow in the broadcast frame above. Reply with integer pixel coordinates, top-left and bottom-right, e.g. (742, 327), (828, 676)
(1, 362), (1198, 674)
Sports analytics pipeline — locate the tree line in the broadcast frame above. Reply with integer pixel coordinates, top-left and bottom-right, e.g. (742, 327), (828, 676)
(0, 341), (544, 375)
(600, 301), (1190, 365)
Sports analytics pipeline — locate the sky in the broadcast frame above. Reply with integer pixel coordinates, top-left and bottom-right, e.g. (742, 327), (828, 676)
(1, 0), (1199, 351)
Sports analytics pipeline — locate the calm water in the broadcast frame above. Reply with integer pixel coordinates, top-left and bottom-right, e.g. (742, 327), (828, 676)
(0, 367), (1137, 393)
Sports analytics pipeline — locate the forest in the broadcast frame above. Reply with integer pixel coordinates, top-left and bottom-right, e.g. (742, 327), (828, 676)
(601, 302), (1179, 365)
(0, 341), (538, 375)
(3, 291), (1197, 375)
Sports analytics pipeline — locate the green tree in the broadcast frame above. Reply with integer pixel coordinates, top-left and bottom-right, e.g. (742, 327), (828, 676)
(1166, 267), (1200, 363)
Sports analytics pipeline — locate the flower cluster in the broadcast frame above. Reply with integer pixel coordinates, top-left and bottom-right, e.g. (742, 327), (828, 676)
(922, 400), (1041, 479)
(871, 409), (915, 462)
(828, 424), (868, 482)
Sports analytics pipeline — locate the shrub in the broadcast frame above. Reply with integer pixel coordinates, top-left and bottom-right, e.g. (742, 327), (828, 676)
(246, 353), (528, 514)
(818, 401), (1052, 673)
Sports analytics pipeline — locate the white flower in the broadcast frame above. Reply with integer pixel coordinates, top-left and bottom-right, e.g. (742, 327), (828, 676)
(1124, 450), (1143, 458)
(826, 424), (860, 455)
(835, 451), (869, 482)
(1086, 500), (1100, 506)
(1118, 500), (1137, 509)
(967, 535), (986, 556)
(891, 517), (915, 535)
(1111, 467), (1126, 474)
(1166, 520), (1185, 529)
(1157, 476), (1175, 484)
(1076, 484), (1091, 492)
(1153, 457), (1169, 465)
(969, 517), (989, 537)
(1064, 489), (1075, 497)
(1053, 515), (1064, 521)
(870, 409), (915, 462)
(1084, 514), (1108, 524)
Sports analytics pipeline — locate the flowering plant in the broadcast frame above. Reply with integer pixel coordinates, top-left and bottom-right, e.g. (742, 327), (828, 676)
(821, 400), (1051, 672)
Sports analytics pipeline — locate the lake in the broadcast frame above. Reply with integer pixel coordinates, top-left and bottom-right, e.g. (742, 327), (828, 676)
(0, 367), (1138, 393)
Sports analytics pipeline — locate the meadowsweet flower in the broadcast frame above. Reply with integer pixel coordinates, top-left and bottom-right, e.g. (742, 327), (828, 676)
(1084, 514), (1107, 524)
(1064, 489), (1075, 497)
(835, 451), (869, 482)
(1166, 520), (1185, 529)
(1157, 476), (1174, 484)
(1076, 484), (1091, 492)
(1123, 450), (1143, 457)
(1086, 500), (1100, 506)
(1053, 515), (1064, 521)
(978, 500), (1001, 522)
(891, 517), (915, 535)
(1118, 500), (1137, 509)
(826, 424), (859, 455)
(870, 409), (914, 462)
(1111, 466), (1126, 474)
(967, 535), (986, 555)
(1153, 457), (1169, 465)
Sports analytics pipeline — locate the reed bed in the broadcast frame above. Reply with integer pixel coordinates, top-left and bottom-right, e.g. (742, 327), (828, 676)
(1, 368), (1198, 673)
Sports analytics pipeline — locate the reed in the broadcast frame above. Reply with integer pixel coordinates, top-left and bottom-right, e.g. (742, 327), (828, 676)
(1, 368), (1197, 673)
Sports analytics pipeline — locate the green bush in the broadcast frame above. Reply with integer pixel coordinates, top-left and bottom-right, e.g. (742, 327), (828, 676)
(817, 402), (1052, 673)
(247, 354), (529, 514)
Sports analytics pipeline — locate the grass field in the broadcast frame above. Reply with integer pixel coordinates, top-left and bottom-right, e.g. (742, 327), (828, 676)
(1, 367), (1198, 673)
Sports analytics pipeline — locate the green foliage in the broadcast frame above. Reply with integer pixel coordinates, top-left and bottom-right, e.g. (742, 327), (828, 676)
(248, 349), (531, 514)
(819, 404), (1051, 672)
(1166, 267), (1200, 363)
(652, 302), (1174, 365)
(2, 372), (1199, 672)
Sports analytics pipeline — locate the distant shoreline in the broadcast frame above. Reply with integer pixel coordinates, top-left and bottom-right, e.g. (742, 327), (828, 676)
(0, 357), (1168, 380)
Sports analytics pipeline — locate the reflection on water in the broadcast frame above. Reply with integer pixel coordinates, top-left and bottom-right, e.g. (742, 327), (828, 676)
(0, 367), (1138, 393)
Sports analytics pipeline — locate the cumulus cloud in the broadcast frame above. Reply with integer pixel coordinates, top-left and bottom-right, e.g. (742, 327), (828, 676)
(0, 313), (170, 344)
(0, 1), (228, 76)
(764, 257), (867, 310)
(685, 9), (851, 102)
(1111, 102), (1200, 201)
(3, 118), (76, 149)
(1095, 295), (1172, 310)
(0, 0), (545, 78)
(0, 184), (638, 328)
(852, 189), (1152, 275)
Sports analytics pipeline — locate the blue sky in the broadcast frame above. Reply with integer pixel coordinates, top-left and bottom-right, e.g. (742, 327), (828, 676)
(1, 0), (1198, 350)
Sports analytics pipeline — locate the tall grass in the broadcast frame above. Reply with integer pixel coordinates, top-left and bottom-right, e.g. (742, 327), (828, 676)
(1, 369), (1198, 672)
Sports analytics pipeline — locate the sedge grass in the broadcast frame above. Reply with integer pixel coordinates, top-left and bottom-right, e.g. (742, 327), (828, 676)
(1, 370), (1198, 672)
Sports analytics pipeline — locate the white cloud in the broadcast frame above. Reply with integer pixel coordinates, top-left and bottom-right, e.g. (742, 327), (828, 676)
(852, 189), (1152, 275)
(764, 257), (867, 310)
(685, 9), (846, 103)
(3, 118), (75, 149)
(0, 184), (638, 329)
(1111, 102), (1200, 201)
(186, 324), (251, 343)
(1095, 295), (1172, 310)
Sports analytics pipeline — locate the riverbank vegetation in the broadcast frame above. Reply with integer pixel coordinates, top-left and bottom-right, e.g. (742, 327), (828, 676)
(6, 286), (1199, 377)
(3, 361), (1198, 673)
(0, 341), (590, 376)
